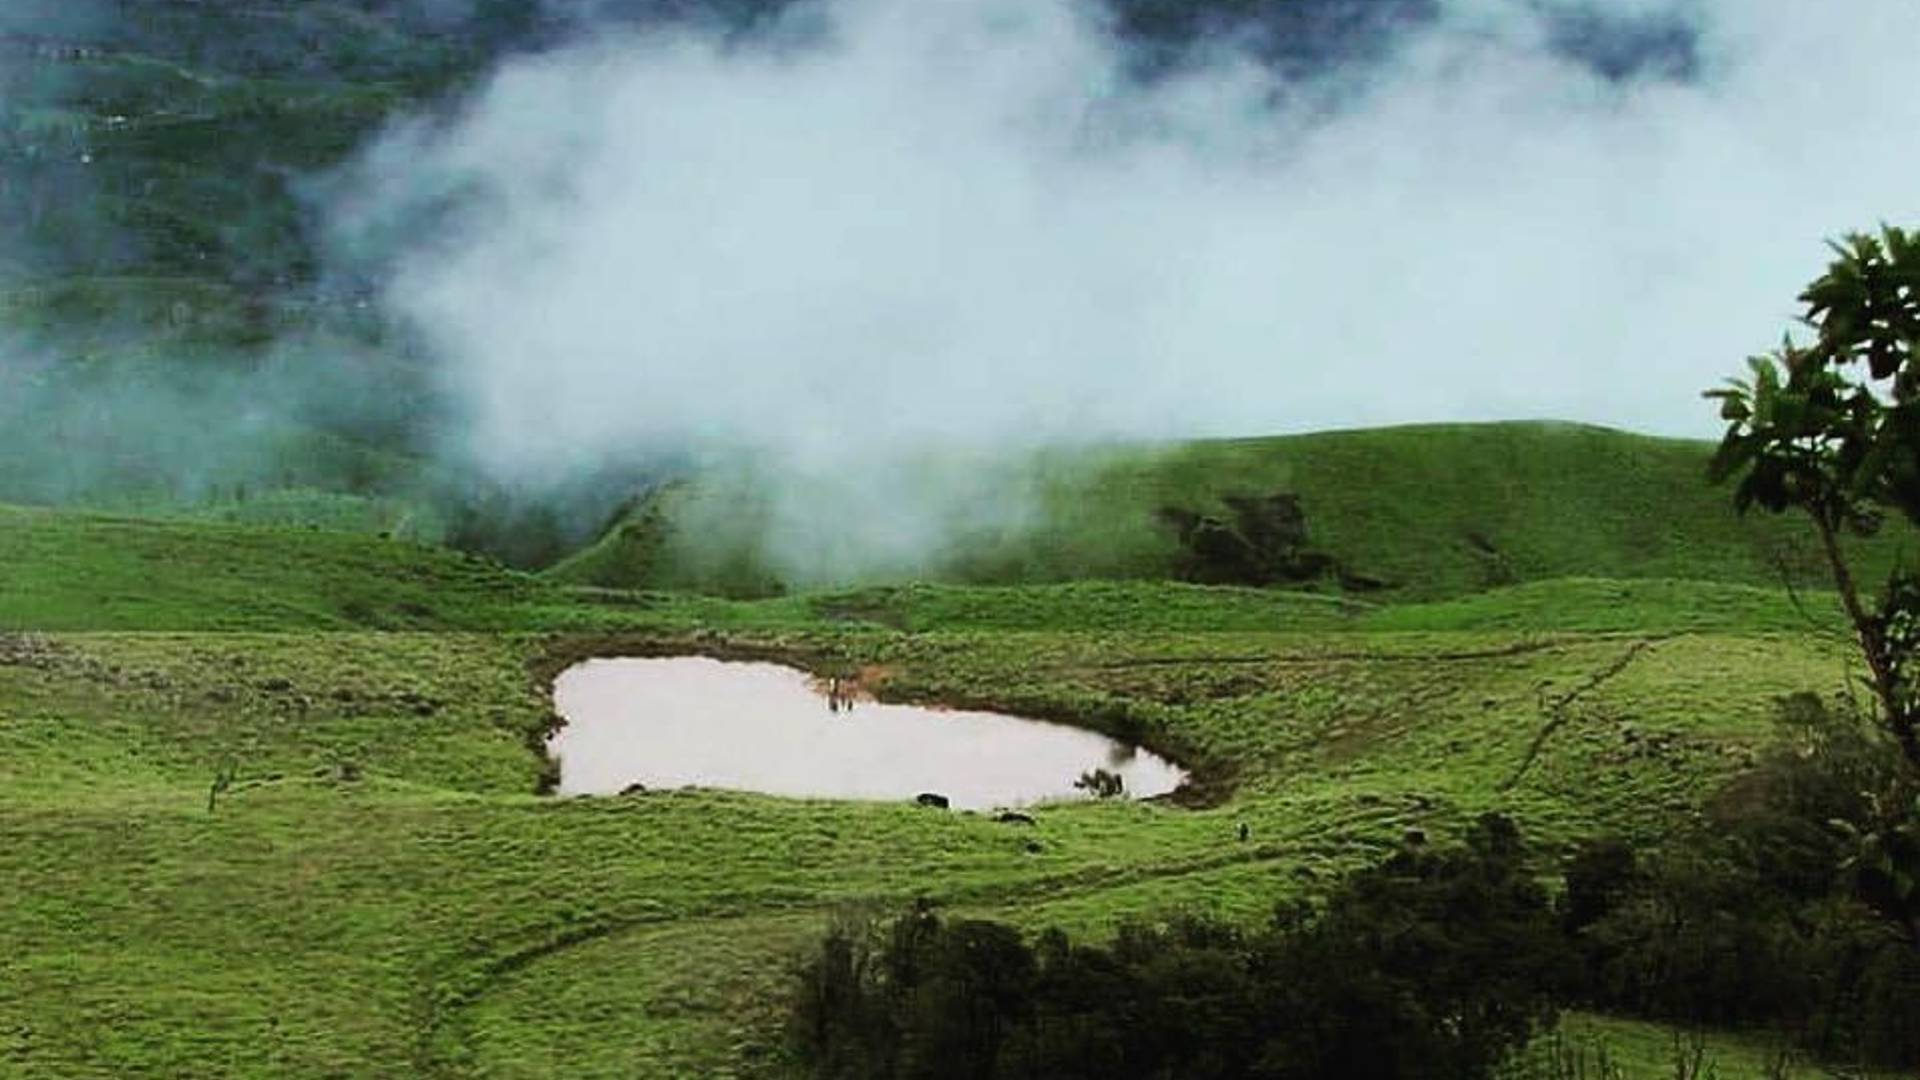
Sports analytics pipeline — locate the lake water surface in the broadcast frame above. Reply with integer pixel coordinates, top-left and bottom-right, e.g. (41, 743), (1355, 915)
(548, 656), (1185, 809)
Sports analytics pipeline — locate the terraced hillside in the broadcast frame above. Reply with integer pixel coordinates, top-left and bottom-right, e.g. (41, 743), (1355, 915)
(0, 498), (1883, 1077)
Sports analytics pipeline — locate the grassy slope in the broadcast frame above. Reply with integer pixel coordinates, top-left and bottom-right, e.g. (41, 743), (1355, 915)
(1017, 422), (1856, 591)
(0, 504), (555, 631)
(0, 489), (1888, 1078)
(557, 422), (1915, 600)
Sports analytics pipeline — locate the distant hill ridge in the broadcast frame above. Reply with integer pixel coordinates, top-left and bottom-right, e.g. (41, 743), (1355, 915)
(549, 421), (1914, 600)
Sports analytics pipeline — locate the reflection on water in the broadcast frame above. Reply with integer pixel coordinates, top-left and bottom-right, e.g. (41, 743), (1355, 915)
(547, 657), (1185, 809)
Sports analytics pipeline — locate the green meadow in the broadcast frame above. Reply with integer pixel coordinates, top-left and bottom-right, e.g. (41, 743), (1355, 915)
(0, 424), (1902, 1077)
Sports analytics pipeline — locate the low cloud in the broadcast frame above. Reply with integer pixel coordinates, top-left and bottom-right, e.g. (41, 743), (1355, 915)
(326, 0), (1920, 577)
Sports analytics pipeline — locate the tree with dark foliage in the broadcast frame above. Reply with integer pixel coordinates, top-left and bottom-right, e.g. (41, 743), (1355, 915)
(1705, 227), (1920, 955)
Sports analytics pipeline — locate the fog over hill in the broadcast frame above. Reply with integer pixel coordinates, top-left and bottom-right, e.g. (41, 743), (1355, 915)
(1, 0), (1917, 578)
(326, 0), (1918, 575)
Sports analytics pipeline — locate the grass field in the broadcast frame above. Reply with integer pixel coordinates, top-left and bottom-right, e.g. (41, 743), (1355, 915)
(0, 464), (1893, 1077)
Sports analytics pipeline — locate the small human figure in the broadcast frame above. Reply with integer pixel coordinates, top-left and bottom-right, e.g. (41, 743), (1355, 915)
(1237, 822), (1250, 842)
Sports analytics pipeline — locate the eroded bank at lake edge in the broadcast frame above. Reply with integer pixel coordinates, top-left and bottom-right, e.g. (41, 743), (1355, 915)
(545, 656), (1186, 810)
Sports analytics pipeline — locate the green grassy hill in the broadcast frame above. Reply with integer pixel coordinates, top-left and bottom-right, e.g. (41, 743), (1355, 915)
(554, 422), (1911, 600)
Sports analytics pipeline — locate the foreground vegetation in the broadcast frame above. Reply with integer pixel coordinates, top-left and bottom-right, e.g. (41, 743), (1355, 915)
(792, 816), (1566, 1079)
(787, 696), (1920, 1079)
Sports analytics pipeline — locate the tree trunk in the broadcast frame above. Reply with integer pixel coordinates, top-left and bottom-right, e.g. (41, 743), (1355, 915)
(1813, 512), (1920, 770)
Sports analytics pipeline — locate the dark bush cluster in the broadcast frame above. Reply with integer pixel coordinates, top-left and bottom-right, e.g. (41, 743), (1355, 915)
(1155, 492), (1342, 588)
(1560, 694), (1920, 1070)
(789, 815), (1566, 1080)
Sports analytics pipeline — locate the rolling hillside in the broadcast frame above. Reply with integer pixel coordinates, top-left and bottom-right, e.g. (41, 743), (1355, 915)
(552, 421), (1911, 600)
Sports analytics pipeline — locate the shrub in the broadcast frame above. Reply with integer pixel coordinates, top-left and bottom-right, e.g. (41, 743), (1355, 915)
(1071, 768), (1124, 799)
